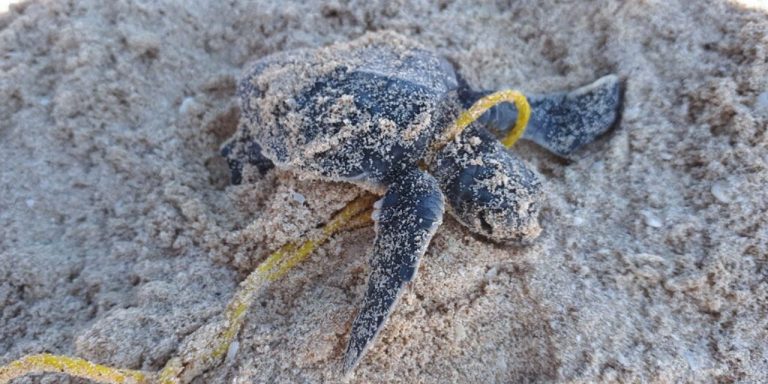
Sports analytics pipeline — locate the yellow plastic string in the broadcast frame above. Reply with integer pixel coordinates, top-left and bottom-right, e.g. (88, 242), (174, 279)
(496, 90), (531, 148)
(0, 353), (150, 384)
(434, 89), (531, 151)
(0, 195), (376, 384)
(156, 193), (377, 384)
(0, 90), (530, 384)
(258, 193), (377, 282)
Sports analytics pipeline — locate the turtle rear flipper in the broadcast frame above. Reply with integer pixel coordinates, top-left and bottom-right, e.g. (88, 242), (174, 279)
(342, 169), (444, 373)
(220, 135), (274, 185)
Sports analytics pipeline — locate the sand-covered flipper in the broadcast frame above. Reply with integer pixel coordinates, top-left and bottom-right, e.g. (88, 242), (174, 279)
(464, 75), (622, 157)
(220, 133), (275, 184)
(342, 168), (444, 372)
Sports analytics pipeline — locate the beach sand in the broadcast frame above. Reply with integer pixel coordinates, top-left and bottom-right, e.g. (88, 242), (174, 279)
(1, 0), (767, 382)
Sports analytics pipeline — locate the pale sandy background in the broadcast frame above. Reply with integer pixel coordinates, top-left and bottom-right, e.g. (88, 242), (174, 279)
(1, 1), (767, 383)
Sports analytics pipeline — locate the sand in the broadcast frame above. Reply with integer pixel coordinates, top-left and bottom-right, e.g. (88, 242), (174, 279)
(1, 0), (767, 383)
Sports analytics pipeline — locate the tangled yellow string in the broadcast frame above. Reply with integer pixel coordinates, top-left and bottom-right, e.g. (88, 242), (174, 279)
(0, 354), (149, 384)
(433, 89), (531, 151)
(0, 90), (529, 384)
(0, 195), (375, 384)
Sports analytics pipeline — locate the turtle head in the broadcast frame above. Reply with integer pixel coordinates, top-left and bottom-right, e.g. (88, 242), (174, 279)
(429, 127), (543, 243)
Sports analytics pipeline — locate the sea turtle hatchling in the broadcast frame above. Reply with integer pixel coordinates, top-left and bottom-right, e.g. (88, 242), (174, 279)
(221, 31), (622, 372)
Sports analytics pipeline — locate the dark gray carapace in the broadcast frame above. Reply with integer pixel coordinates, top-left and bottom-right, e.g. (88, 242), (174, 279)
(222, 31), (622, 373)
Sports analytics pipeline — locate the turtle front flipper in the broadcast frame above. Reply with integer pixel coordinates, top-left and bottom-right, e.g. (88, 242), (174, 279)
(343, 168), (444, 373)
(462, 74), (622, 157)
(523, 74), (622, 157)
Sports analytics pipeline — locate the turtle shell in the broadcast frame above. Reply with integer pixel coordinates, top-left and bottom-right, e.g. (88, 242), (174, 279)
(237, 32), (462, 188)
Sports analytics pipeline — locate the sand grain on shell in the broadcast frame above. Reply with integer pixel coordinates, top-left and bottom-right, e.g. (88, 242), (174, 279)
(1, 1), (767, 383)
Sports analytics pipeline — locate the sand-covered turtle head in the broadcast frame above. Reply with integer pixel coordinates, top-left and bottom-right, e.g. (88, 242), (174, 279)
(430, 124), (543, 242)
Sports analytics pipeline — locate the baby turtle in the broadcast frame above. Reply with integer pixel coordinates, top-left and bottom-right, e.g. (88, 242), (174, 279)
(222, 31), (621, 372)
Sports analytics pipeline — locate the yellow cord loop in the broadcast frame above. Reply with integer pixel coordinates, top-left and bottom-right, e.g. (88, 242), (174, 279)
(0, 353), (150, 384)
(496, 90), (531, 148)
(434, 89), (531, 151)
(0, 91), (530, 384)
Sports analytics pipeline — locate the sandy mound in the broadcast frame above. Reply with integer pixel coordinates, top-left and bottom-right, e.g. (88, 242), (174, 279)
(1, 0), (766, 382)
